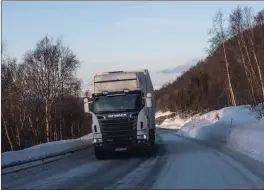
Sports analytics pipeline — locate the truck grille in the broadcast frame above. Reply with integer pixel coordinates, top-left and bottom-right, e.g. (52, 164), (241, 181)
(99, 118), (137, 145)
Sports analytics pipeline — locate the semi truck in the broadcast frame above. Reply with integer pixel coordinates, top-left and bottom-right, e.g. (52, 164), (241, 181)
(84, 69), (156, 159)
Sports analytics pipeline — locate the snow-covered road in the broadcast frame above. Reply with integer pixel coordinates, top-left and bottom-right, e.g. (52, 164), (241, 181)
(2, 128), (264, 189)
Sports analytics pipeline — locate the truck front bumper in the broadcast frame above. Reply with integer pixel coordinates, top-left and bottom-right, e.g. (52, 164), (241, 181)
(93, 138), (150, 152)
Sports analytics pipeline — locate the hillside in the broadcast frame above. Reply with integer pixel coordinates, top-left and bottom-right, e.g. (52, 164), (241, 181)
(155, 7), (264, 116)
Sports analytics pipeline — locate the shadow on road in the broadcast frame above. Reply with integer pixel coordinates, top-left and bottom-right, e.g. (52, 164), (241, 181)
(95, 144), (160, 160)
(156, 128), (210, 155)
(163, 138), (209, 155)
(157, 127), (179, 134)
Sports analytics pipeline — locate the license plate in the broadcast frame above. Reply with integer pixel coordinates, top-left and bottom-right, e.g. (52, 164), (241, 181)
(115, 148), (127, 152)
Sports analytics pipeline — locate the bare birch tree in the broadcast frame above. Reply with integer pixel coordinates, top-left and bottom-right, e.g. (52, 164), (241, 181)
(229, 6), (257, 103)
(23, 36), (81, 142)
(243, 7), (264, 99)
(209, 10), (237, 106)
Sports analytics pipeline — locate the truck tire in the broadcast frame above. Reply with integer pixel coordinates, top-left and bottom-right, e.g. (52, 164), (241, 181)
(94, 147), (105, 160)
(152, 133), (156, 146)
(150, 129), (156, 146)
(143, 139), (153, 157)
(148, 132), (157, 157)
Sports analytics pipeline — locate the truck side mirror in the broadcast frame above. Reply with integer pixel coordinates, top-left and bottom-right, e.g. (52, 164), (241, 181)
(146, 93), (152, 108)
(84, 98), (90, 113)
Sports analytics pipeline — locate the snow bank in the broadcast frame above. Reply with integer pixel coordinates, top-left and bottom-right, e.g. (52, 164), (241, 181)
(158, 105), (264, 162)
(158, 115), (191, 129)
(227, 118), (264, 162)
(178, 105), (258, 142)
(155, 111), (174, 119)
(2, 133), (93, 168)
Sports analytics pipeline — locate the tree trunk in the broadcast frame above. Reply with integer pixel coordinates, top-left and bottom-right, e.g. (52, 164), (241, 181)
(45, 99), (50, 142)
(2, 112), (14, 151)
(237, 38), (256, 103)
(29, 115), (36, 137)
(17, 110), (26, 149)
(60, 111), (63, 140)
(77, 120), (80, 136)
(250, 37), (264, 99)
(241, 33), (260, 89)
(16, 126), (21, 149)
(63, 117), (65, 139)
(71, 120), (74, 139)
(223, 42), (237, 106)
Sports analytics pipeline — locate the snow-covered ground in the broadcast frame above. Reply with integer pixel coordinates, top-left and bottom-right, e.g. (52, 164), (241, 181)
(155, 111), (174, 119)
(3, 105), (263, 169)
(3, 131), (264, 189)
(158, 115), (191, 129)
(227, 118), (264, 162)
(2, 133), (93, 168)
(157, 105), (264, 162)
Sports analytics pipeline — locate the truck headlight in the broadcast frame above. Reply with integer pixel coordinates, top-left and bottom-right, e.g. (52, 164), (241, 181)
(137, 135), (147, 139)
(93, 138), (103, 143)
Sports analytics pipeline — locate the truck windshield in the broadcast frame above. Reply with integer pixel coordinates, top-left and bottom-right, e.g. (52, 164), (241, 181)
(94, 93), (143, 113)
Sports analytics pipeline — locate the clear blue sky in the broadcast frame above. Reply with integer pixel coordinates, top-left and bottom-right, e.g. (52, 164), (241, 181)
(3, 1), (264, 90)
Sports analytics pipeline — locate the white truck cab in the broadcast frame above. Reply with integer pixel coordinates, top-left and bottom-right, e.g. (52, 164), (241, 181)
(84, 69), (156, 159)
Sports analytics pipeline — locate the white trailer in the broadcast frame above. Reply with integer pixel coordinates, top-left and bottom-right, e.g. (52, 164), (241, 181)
(84, 69), (156, 159)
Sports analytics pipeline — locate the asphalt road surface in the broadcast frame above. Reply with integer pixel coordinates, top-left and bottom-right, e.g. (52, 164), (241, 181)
(2, 128), (264, 189)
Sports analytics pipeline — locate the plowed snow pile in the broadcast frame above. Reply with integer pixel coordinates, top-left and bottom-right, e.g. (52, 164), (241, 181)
(227, 117), (264, 162)
(2, 133), (93, 167)
(155, 111), (174, 119)
(156, 105), (264, 162)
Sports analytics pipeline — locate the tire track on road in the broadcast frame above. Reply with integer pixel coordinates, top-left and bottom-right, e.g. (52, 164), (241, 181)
(3, 133), (166, 189)
(104, 136), (166, 189)
(2, 147), (95, 189)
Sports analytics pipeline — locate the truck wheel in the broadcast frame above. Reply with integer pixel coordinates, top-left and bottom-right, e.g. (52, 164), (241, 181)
(150, 129), (155, 146)
(149, 136), (157, 157)
(94, 147), (105, 160)
(142, 140), (153, 157)
(152, 133), (156, 146)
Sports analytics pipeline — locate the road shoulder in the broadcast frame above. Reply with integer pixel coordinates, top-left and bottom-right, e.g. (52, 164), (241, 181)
(174, 133), (264, 182)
